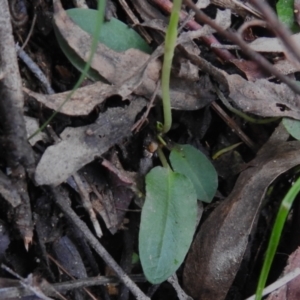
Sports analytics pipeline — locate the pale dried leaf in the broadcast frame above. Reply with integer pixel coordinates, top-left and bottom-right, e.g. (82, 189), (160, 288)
(25, 116), (49, 145)
(196, 0), (210, 9)
(226, 74), (300, 119)
(267, 247), (300, 300)
(35, 100), (146, 186)
(24, 81), (134, 116)
(247, 33), (300, 53)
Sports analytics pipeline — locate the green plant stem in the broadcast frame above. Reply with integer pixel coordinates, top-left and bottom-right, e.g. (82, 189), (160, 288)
(161, 0), (182, 134)
(212, 142), (242, 160)
(28, 0), (106, 140)
(214, 85), (279, 124)
(255, 176), (300, 300)
(157, 147), (170, 169)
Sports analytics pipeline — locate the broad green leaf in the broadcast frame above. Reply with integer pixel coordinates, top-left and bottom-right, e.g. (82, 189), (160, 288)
(67, 9), (152, 53)
(277, 0), (300, 33)
(283, 117), (300, 140)
(170, 144), (218, 203)
(139, 167), (197, 284)
(54, 28), (105, 82)
(54, 8), (152, 81)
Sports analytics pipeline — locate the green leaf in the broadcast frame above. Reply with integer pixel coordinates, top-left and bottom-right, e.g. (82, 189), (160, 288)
(170, 144), (218, 203)
(283, 117), (300, 140)
(277, 0), (300, 33)
(54, 8), (152, 81)
(67, 9), (152, 53)
(139, 167), (197, 284)
(54, 28), (105, 82)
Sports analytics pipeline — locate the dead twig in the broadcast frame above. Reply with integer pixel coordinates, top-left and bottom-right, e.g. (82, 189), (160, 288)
(50, 186), (150, 300)
(0, 0), (36, 248)
(1, 264), (53, 300)
(183, 0), (300, 95)
(16, 44), (55, 94)
(48, 255), (97, 300)
(0, 274), (146, 299)
(211, 101), (258, 152)
(249, 0), (300, 66)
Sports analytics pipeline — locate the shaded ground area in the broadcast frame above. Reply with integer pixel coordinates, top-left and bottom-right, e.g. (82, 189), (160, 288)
(1, 0), (300, 299)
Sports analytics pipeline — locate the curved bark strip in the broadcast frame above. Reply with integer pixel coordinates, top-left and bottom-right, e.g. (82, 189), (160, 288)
(0, 0), (35, 246)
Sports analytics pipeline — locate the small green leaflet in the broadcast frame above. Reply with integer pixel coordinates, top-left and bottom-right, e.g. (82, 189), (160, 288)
(139, 167), (197, 284)
(283, 117), (300, 140)
(170, 144), (218, 203)
(66, 9), (152, 53)
(54, 8), (152, 81)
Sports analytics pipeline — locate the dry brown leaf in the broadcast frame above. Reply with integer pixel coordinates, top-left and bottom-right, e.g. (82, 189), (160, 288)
(178, 43), (300, 118)
(267, 247), (300, 300)
(211, 0), (262, 18)
(25, 116), (49, 145)
(183, 137), (300, 300)
(25, 72), (215, 116)
(34, 99), (146, 186)
(273, 59), (300, 76)
(226, 74), (300, 119)
(247, 33), (300, 53)
(24, 81), (134, 116)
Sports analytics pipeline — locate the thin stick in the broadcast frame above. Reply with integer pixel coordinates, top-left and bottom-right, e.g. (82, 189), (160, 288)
(183, 0), (300, 95)
(20, 13), (37, 51)
(211, 101), (258, 152)
(50, 186), (150, 300)
(16, 44), (55, 95)
(48, 255), (97, 300)
(1, 264), (53, 300)
(249, 0), (300, 65)
(246, 267), (300, 300)
(0, 275), (146, 299)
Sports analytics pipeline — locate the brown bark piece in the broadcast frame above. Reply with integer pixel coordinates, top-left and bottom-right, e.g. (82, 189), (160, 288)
(0, 0), (36, 246)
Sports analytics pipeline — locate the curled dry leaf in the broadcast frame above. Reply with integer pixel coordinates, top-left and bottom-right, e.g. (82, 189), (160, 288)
(183, 139), (300, 300)
(267, 247), (300, 300)
(24, 73), (215, 116)
(24, 81), (135, 116)
(180, 43), (300, 119)
(226, 74), (300, 119)
(35, 99), (146, 186)
(247, 33), (300, 53)
(52, 235), (87, 279)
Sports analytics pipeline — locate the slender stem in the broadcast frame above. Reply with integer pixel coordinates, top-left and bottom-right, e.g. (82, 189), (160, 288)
(28, 0), (106, 140)
(255, 176), (300, 300)
(214, 85), (279, 124)
(161, 0), (182, 133)
(212, 142), (242, 160)
(157, 147), (170, 169)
